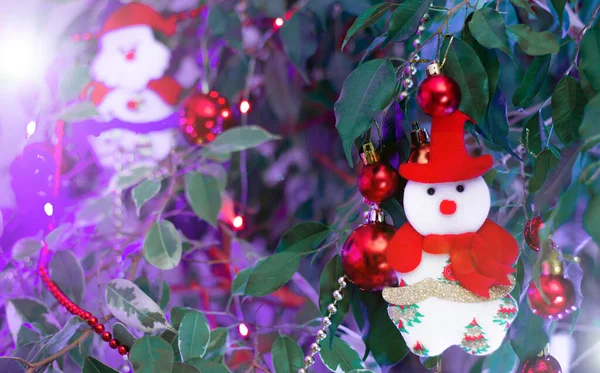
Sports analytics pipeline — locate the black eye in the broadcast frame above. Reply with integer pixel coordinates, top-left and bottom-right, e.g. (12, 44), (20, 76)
(427, 188), (435, 195)
(456, 185), (465, 193)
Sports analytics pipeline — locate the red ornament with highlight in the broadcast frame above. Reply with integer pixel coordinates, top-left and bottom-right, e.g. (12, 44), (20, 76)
(341, 222), (398, 291)
(180, 91), (235, 145)
(524, 216), (545, 252)
(417, 74), (461, 117)
(520, 354), (562, 373)
(357, 162), (399, 203)
(526, 275), (576, 319)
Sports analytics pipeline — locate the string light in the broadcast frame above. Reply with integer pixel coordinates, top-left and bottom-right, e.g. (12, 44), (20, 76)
(43, 202), (54, 217)
(274, 18), (284, 28)
(232, 216), (244, 230)
(25, 121), (36, 138)
(238, 323), (249, 337)
(240, 100), (251, 114)
(221, 109), (230, 118)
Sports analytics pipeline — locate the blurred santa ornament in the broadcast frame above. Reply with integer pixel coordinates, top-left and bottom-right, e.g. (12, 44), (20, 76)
(416, 63), (461, 117)
(180, 90), (235, 145)
(90, 3), (176, 91)
(341, 206), (398, 291)
(357, 143), (399, 203)
(86, 76), (182, 124)
(527, 250), (576, 319)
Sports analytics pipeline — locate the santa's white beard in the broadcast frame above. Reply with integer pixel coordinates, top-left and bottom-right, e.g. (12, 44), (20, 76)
(88, 128), (175, 168)
(96, 88), (175, 123)
(91, 26), (171, 91)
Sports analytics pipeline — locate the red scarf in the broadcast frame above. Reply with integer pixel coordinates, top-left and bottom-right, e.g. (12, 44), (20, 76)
(386, 219), (519, 298)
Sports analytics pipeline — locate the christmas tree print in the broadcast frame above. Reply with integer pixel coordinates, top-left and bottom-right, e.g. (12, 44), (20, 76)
(460, 318), (490, 355)
(387, 279), (424, 333)
(437, 260), (459, 285)
(493, 295), (518, 329)
(412, 341), (430, 357)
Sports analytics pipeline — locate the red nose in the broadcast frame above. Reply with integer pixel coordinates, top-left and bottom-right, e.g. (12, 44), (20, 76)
(125, 50), (136, 61)
(440, 200), (457, 215)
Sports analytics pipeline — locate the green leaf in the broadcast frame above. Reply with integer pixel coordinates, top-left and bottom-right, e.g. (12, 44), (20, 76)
(319, 255), (350, 336)
(441, 36), (489, 124)
(484, 88), (517, 157)
(205, 328), (228, 358)
(580, 92), (600, 143)
(143, 220), (182, 270)
(385, 0), (430, 45)
(468, 8), (510, 54)
(50, 251), (85, 304)
(509, 0), (535, 15)
(552, 77), (586, 145)
(0, 358), (25, 373)
(109, 163), (154, 190)
(482, 340), (518, 373)
(334, 59), (397, 165)
(132, 180), (162, 216)
(178, 311), (211, 361)
(83, 356), (119, 373)
(215, 55), (248, 102)
(105, 279), (172, 332)
(75, 194), (113, 227)
(522, 113), (542, 156)
(547, 182), (582, 231)
(204, 126), (280, 156)
(11, 238), (43, 262)
(580, 27), (600, 92)
(59, 64), (91, 103)
(507, 24), (559, 55)
(16, 327), (40, 347)
(185, 172), (222, 228)
(281, 12), (318, 81)
(510, 301), (548, 361)
(32, 317), (84, 363)
(271, 335), (304, 373)
(130, 336), (175, 373)
(171, 308), (197, 330)
(6, 298), (59, 338)
(363, 291), (407, 366)
(549, 0), (568, 24)
(320, 334), (365, 371)
(197, 164), (227, 192)
(45, 223), (72, 251)
(584, 191), (600, 246)
(342, 3), (392, 50)
(231, 267), (254, 295)
(56, 101), (98, 123)
(276, 222), (330, 254)
(512, 55), (551, 107)
(113, 322), (137, 349)
(529, 150), (560, 193)
(244, 252), (302, 296)
(172, 363), (201, 373)
(186, 358), (231, 373)
(208, 6), (242, 52)
(250, 0), (285, 17)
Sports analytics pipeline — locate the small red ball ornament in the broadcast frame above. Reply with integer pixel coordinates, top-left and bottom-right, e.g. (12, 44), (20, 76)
(109, 339), (120, 349)
(118, 345), (129, 355)
(341, 222), (398, 291)
(527, 275), (576, 319)
(358, 163), (399, 203)
(417, 65), (461, 117)
(520, 354), (562, 373)
(524, 216), (545, 252)
(180, 91), (235, 145)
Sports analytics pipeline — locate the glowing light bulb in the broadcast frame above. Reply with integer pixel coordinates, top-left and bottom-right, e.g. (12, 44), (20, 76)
(44, 202), (53, 217)
(240, 100), (251, 114)
(274, 18), (284, 28)
(238, 323), (249, 337)
(221, 109), (230, 118)
(26, 121), (37, 137)
(232, 216), (244, 229)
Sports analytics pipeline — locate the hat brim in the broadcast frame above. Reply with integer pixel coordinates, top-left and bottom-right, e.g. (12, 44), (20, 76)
(399, 154), (493, 184)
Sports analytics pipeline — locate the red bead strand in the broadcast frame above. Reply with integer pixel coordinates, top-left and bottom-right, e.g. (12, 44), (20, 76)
(38, 266), (128, 356)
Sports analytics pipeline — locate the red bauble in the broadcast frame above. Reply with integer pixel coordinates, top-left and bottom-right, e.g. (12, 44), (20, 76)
(527, 275), (576, 318)
(341, 222), (398, 291)
(357, 162), (399, 203)
(524, 216), (545, 251)
(520, 355), (562, 373)
(180, 91), (235, 145)
(417, 75), (461, 116)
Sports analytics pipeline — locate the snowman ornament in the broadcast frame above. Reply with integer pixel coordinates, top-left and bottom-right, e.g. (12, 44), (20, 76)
(382, 86), (519, 357)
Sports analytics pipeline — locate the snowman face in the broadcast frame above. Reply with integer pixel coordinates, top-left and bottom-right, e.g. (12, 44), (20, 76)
(403, 176), (490, 236)
(97, 88), (175, 123)
(91, 26), (171, 91)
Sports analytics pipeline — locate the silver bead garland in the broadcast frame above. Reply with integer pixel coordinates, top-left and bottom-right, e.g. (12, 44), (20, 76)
(298, 276), (347, 372)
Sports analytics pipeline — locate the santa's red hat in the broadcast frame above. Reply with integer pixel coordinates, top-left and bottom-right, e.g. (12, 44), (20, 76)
(100, 3), (177, 37)
(399, 111), (493, 183)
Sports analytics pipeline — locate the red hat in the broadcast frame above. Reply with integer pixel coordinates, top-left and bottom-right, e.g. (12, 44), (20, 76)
(399, 110), (493, 183)
(147, 76), (182, 105)
(101, 3), (177, 37)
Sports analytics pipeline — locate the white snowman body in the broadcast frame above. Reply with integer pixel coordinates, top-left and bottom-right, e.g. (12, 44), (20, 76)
(95, 86), (175, 124)
(387, 176), (518, 357)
